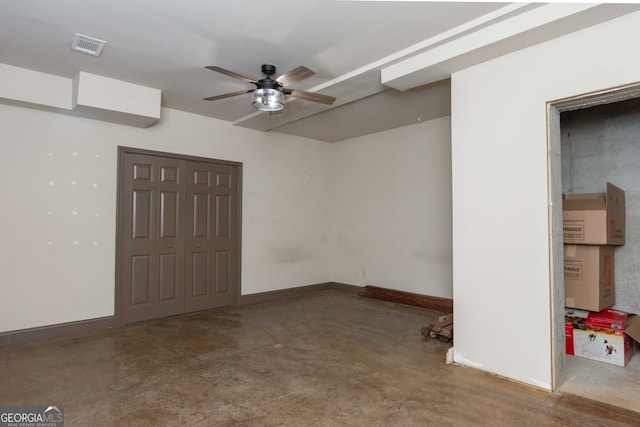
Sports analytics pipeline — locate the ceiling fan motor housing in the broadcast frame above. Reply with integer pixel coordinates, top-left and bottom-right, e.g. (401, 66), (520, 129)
(257, 65), (281, 91)
(261, 64), (277, 77)
(257, 78), (279, 90)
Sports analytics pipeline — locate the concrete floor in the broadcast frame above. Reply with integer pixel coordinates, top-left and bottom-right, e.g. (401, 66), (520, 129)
(1, 289), (639, 426)
(560, 350), (640, 413)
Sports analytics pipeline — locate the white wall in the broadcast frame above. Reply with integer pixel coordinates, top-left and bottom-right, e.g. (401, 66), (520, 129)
(0, 105), (331, 333)
(329, 117), (452, 297)
(451, 11), (640, 389)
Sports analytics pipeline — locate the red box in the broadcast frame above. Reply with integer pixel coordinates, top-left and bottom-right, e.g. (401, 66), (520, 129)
(565, 322), (574, 355)
(566, 308), (640, 367)
(565, 308), (589, 356)
(586, 308), (627, 331)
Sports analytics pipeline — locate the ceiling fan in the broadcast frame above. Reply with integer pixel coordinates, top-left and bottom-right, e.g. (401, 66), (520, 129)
(203, 64), (336, 112)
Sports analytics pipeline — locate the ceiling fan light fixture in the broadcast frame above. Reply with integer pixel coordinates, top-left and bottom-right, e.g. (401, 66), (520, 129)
(252, 88), (284, 112)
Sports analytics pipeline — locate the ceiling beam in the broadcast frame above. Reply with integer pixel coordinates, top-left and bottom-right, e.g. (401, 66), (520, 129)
(381, 3), (640, 91)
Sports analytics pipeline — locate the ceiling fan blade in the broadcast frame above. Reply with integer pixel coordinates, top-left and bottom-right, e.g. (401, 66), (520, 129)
(288, 89), (336, 105)
(276, 66), (315, 87)
(205, 66), (258, 84)
(203, 89), (254, 101)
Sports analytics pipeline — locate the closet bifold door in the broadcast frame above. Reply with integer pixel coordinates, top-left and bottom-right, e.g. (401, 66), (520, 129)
(119, 153), (187, 324)
(185, 161), (237, 312)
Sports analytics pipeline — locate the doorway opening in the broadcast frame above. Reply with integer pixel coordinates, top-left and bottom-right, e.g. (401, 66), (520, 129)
(548, 82), (640, 409)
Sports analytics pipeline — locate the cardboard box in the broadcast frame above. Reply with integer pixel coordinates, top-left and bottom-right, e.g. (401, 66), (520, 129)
(565, 308), (589, 356)
(563, 182), (625, 245)
(564, 244), (614, 311)
(565, 308), (640, 367)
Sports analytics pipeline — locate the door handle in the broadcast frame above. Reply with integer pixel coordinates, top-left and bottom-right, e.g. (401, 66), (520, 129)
(196, 243), (201, 248)
(168, 244), (173, 248)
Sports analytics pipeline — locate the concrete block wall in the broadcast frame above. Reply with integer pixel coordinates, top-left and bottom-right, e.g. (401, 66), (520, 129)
(561, 97), (640, 315)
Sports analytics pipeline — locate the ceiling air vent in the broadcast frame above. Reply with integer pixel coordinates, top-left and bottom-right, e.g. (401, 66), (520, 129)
(71, 33), (105, 57)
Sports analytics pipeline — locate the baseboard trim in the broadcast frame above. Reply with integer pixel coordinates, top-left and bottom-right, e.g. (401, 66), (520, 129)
(0, 283), (365, 346)
(239, 282), (361, 306)
(329, 282), (362, 293)
(0, 316), (115, 346)
(358, 285), (453, 313)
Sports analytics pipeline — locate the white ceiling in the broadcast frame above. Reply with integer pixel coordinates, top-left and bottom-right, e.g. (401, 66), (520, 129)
(1, 1), (638, 142)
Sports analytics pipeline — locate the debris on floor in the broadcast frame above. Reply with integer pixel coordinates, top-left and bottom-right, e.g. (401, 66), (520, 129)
(421, 314), (453, 343)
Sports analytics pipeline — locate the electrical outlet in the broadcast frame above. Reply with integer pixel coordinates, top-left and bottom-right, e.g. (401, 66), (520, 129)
(361, 269), (366, 278)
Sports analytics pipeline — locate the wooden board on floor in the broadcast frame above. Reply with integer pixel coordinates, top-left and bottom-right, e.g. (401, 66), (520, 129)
(358, 285), (453, 313)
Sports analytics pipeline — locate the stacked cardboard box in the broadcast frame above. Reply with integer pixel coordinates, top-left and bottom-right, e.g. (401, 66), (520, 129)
(563, 182), (625, 312)
(562, 183), (637, 366)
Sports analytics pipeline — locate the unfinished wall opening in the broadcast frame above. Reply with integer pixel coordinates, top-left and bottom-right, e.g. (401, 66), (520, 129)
(548, 83), (640, 410)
